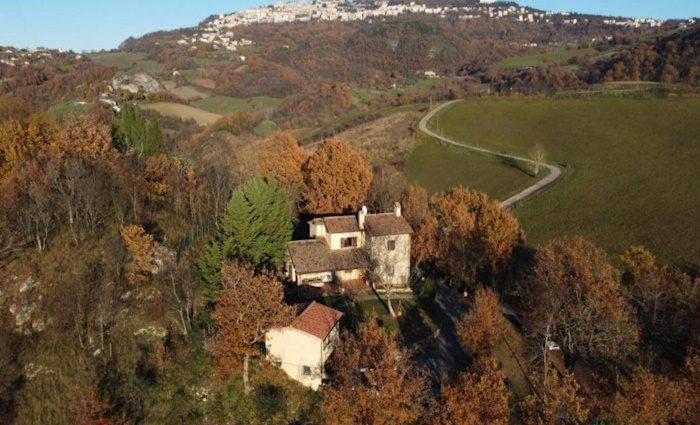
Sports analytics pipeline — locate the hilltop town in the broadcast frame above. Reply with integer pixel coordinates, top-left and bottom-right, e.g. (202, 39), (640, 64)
(180, 0), (673, 51)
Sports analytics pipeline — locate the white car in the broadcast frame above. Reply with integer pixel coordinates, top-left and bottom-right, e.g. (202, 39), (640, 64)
(546, 340), (561, 351)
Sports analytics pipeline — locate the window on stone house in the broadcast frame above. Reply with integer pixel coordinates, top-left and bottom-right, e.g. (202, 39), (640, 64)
(302, 366), (312, 377)
(341, 237), (357, 248)
(387, 239), (396, 251)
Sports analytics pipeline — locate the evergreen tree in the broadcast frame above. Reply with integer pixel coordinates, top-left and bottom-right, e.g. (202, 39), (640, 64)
(144, 113), (165, 156)
(196, 240), (223, 305)
(220, 188), (256, 263)
(244, 177), (292, 267)
(197, 177), (292, 304)
(111, 103), (164, 157)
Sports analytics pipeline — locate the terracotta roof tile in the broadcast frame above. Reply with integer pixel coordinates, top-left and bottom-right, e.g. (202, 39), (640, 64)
(293, 301), (343, 340)
(288, 240), (334, 274)
(288, 240), (368, 274)
(323, 216), (360, 233)
(364, 213), (413, 236)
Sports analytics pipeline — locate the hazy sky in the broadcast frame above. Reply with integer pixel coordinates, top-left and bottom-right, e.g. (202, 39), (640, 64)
(1, 0), (698, 51)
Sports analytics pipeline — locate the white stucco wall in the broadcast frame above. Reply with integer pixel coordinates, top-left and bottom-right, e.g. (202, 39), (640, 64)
(325, 231), (364, 250)
(266, 325), (340, 390)
(336, 268), (363, 282)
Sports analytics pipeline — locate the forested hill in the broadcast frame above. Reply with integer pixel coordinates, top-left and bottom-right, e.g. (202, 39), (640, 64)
(588, 24), (700, 83)
(119, 8), (664, 91)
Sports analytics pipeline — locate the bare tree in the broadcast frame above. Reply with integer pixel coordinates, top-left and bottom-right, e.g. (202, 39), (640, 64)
(364, 235), (411, 318)
(528, 143), (547, 176)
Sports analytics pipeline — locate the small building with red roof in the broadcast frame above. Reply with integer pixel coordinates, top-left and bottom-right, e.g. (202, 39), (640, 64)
(265, 301), (344, 390)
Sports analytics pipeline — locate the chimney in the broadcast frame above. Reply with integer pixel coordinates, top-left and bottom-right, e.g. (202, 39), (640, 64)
(394, 202), (401, 217)
(358, 205), (368, 230)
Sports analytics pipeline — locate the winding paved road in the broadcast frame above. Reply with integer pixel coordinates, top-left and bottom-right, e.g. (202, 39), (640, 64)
(418, 100), (563, 207)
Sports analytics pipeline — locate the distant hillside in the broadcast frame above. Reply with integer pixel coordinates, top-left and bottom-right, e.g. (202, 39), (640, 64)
(120, 13), (662, 97)
(588, 23), (700, 84)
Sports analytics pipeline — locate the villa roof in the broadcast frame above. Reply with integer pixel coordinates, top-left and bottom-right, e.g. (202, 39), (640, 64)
(293, 301), (343, 340)
(364, 213), (413, 236)
(323, 215), (360, 234)
(287, 240), (368, 274)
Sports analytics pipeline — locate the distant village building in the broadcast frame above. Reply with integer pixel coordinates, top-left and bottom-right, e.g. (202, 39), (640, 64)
(265, 301), (343, 390)
(286, 203), (413, 293)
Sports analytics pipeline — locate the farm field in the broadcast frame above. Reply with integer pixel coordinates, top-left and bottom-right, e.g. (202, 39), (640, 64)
(140, 102), (223, 126)
(193, 96), (282, 115)
(423, 97), (700, 267)
(405, 140), (538, 199)
(87, 51), (149, 70)
(493, 47), (597, 69)
(169, 85), (209, 101)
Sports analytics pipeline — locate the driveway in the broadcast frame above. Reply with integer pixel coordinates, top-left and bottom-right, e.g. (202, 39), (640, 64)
(418, 100), (563, 207)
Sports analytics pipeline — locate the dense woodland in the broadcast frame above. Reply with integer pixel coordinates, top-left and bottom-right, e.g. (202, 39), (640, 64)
(1, 8), (700, 425)
(1, 99), (699, 423)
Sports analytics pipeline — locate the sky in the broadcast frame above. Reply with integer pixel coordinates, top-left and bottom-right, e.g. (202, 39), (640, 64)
(0, 0), (698, 52)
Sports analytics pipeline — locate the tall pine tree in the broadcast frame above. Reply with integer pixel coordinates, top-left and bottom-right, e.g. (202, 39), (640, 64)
(197, 177), (292, 303)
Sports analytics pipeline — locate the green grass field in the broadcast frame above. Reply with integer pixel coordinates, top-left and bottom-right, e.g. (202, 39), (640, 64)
(88, 52), (149, 70)
(405, 139), (539, 199)
(421, 97), (700, 267)
(193, 96), (281, 115)
(493, 47), (597, 69)
(47, 100), (94, 119)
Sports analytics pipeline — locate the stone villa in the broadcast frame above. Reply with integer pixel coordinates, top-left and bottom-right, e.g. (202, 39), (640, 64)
(286, 203), (413, 292)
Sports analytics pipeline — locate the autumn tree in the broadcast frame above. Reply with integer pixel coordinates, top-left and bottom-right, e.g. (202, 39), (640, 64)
(210, 261), (294, 393)
(301, 139), (373, 214)
(119, 224), (154, 284)
(73, 386), (124, 425)
(620, 246), (700, 363)
(366, 164), (407, 213)
(457, 287), (507, 356)
(519, 369), (589, 425)
(438, 358), (510, 425)
(320, 318), (428, 425)
(412, 215), (439, 266)
(402, 185), (430, 229)
(612, 368), (693, 425)
(431, 187), (521, 284)
(526, 237), (638, 374)
(257, 131), (308, 207)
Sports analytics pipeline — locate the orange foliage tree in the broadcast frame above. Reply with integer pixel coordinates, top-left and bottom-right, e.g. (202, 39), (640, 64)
(527, 237), (638, 369)
(431, 187), (521, 283)
(439, 358), (510, 425)
(301, 139), (373, 214)
(320, 317), (428, 425)
(210, 261), (294, 394)
(257, 131), (309, 205)
(519, 369), (589, 425)
(457, 287), (507, 356)
(119, 224), (154, 284)
(612, 367), (693, 424)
